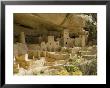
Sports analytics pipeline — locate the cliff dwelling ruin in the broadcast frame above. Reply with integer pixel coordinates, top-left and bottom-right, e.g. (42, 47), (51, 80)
(13, 13), (97, 76)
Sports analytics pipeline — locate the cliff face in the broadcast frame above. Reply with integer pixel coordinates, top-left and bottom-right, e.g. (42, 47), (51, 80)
(14, 13), (85, 31)
(14, 13), (90, 44)
(32, 13), (66, 25)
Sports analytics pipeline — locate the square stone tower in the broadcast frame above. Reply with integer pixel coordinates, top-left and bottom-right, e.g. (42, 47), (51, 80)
(63, 29), (70, 47)
(19, 32), (25, 44)
(47, 36), (55, 51)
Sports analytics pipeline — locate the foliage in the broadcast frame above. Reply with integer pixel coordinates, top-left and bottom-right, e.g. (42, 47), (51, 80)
(68, 55), (83, 66)
(79, 58), (97, 75)
(57, 70), (69, 75)
(40, 70), (44, 74)
(65, 54), (97, 75)
(33, 72), (38, 75)
(86, 21), (97, 45)
(64, 65), (79, 72)
(88, 58), (97, 75)
(72, 70), (82, 75)
(13, 68), (19, 74)
(64, 65), (82, 75)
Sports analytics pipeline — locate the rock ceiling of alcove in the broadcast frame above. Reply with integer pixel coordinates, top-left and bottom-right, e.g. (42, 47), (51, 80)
(14, 13), (85, 36)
